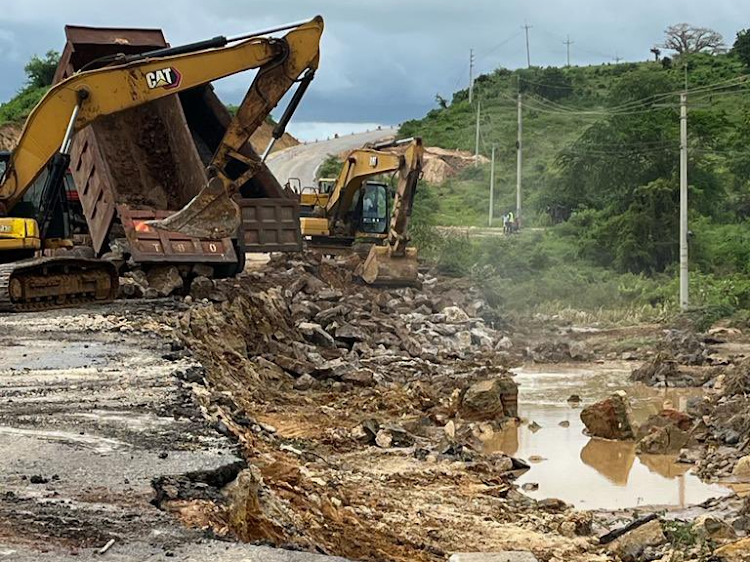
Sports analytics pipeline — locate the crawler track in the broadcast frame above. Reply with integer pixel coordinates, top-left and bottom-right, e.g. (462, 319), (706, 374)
(0, 257), (118, 312)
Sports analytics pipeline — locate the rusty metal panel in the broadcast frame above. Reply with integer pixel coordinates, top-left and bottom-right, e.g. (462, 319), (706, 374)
(118, 207), (236, 264)
(69, 127), (116, 253)
(238, 198), (302, 252)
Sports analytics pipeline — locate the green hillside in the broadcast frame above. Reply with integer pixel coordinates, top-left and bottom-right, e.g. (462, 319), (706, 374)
(402, 35), (750, 318)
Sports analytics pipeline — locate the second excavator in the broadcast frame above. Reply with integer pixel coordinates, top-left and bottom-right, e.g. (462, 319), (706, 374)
(0, 17), (324, 311)
(299, 137), (424, 286)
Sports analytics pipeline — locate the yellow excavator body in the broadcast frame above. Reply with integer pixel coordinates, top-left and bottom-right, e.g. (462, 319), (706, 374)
(0, 218), (40, 253)
(300, 138), (424, 286)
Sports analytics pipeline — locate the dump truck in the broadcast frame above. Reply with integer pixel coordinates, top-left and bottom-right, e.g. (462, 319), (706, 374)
(53, 22), (320, 276)
(0, 18), (323, 311)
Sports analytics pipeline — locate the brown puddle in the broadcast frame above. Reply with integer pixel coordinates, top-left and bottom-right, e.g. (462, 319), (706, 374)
(485, 362), (731, 509)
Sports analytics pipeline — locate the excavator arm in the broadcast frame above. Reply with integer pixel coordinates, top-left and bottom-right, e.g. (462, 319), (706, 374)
(0, 16), (324, 239)
(360, 138), (424, 286)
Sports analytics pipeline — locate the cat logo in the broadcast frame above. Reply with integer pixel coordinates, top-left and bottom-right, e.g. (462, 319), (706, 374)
(145, 67), (182, 90)
(0, 225), (11, 233)
(369, 156), (378, 167)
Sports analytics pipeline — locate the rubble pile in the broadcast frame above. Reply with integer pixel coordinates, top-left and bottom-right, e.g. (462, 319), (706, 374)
(160, 253), (610, 560)
(630, 329), (715, 387)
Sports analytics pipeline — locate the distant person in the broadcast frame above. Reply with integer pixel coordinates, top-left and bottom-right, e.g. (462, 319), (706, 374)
(507, 211), (515, 234)
(502, 213), (510, 234)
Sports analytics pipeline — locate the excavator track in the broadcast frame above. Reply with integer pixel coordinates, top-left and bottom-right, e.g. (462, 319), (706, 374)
(0, 257), (118, 313)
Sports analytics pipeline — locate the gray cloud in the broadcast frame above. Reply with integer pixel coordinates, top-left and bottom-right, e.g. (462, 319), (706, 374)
(0, 1), (746, 124)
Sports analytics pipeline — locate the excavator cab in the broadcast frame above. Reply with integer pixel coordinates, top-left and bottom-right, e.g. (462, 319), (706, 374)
(358, 182), (390, 235)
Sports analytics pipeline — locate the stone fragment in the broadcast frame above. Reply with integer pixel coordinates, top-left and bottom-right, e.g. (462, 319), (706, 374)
(636, 425), (691, 455)
(460, 377), (519, 421)
(733, 455), (750, 478)
(443, 306), (470, 323)
(580, 391), (636, 440)
(606, 520), (666, 561)
(192, 263), (214, 278)
(147, 265), (184, 297)
(297, 322), (336, 348)
(714, 538), (750, 562)
(692, 515), (736, 542)
(293, 374), (316, 391)
(190, 276), (214, 301)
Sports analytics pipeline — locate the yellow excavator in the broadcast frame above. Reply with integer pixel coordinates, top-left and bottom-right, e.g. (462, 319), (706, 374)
(300, 137), (423, 285)
(0, 17), (323, 311)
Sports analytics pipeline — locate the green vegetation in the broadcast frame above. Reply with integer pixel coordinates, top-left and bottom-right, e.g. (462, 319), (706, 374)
(316, 154), (343, 180)
(403, 33), (750, 321)
(0, 51), (59, 124)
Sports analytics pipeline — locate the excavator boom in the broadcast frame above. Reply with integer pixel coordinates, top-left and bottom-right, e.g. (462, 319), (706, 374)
(0, 16), (323, 223)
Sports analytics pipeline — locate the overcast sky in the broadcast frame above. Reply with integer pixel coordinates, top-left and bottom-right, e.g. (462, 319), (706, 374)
(0, 1), (745, 138)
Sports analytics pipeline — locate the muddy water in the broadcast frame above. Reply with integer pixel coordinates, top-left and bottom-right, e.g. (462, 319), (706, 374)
(485, 362), (731, 510)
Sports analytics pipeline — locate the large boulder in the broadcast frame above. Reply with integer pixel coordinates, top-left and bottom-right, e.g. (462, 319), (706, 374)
(460, 377), (518, 421)
(580, 391), (637, 440)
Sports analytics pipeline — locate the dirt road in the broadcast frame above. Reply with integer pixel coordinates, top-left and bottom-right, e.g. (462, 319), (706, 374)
(0, 302), (349, 562)
(266, 127), (398, 188)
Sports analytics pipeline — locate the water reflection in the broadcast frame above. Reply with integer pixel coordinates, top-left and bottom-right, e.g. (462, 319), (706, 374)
(580, 439), (636, 485)
(480, 364), (730, 509)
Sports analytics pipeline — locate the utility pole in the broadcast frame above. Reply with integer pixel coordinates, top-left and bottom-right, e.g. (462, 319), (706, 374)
(469, 48), (475, 104)
(474, 99), (481, 166)
(516, 93), (523, 224)
(522, 22), (533, 68)
(489, 145), (495, 227)
(563, 35), (574, 67)
(614, 52), (622, 64)
(679, 92), (689, 310)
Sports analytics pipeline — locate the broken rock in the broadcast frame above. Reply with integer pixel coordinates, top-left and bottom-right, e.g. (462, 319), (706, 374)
(606, 519), (666, 561)
(733, 455), (750, 478)
(147, 265), (184, 297)
(297, 322), (336, 348)
(692, 515), (737, 542)
(580, 391), (636, 440)
(190, 276), (214, 301)
(636, 425), (691, 455)
(460, 377), (519, 421)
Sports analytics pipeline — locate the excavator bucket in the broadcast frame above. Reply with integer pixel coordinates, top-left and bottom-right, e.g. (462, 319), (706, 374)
(360, 245), (419, 287)
(146, 177), (241, 240)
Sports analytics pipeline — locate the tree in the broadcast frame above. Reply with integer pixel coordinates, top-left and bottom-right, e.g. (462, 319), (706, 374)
(435, 94), (448, 109)
(661, 24), (725, 55)
(24, 51), (60, 89)
(733, 29), (750, 67)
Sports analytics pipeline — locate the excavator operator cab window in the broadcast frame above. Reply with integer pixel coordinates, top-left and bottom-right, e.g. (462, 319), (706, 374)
(360, 182), (389, 234)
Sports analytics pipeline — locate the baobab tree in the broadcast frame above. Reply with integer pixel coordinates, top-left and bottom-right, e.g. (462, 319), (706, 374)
(661, 24), (726, 55)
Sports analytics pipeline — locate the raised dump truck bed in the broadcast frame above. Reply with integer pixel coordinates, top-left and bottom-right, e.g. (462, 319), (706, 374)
(54, 25), (302, 272)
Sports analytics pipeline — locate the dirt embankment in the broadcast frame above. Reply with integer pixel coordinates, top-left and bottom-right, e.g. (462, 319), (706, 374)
(250, 121), (299, 155)
(0, 121), (22, 151)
